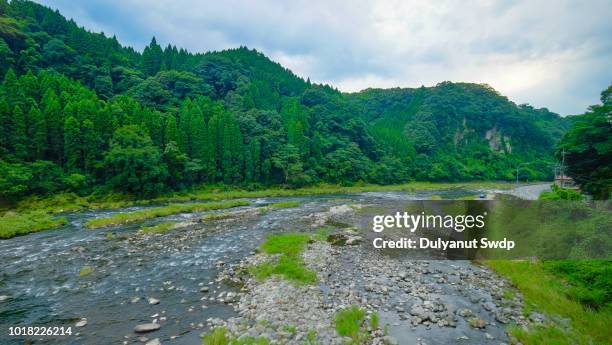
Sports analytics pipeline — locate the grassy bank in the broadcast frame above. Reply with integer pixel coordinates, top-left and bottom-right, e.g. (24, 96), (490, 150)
(0, 211), (67, 239)
(2, 181), (518, 239)
(85, 200), (249, 229)
(8, 181), (517, 215)
(484, 260), (612, 345)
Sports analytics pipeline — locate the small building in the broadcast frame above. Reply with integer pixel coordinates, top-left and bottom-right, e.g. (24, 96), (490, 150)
(554, 175), (578, 189)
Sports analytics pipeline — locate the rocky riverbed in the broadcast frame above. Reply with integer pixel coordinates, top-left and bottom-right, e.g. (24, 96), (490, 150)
(211, 202), (545, 345)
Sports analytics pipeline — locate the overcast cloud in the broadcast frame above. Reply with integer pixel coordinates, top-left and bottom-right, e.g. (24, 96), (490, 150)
(38, 0), (612, 115)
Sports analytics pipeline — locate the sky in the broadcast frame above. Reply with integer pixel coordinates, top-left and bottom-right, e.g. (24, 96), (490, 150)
(37, 0), (612, 115)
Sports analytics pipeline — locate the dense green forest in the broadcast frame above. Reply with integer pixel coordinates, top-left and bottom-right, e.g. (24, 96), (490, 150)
(0, 0), (572, 200)
(557, 86), (611, 199)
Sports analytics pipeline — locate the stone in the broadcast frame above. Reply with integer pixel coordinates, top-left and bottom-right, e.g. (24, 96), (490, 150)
(134, 323), (161, 333)
(75, 319), (87, 328)
(457, 308), (473, 317)
(148, 298), (160, 305)
(468, 318), (487, 329)
(0, 295), (9, 302)
(382, 335), (399, 345)
(200, 286), (210, 293)
(145, 338), (161, 345)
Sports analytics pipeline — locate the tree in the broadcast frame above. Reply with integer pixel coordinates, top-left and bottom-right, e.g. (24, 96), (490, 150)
(63, 116), (81, 172)
(29, 105), (47, 160)
(41, 89), (63, 161)
(558, 85), (612, 199)
(164, 114), (179, 145)
(12, 105), (27, 159)
(142, 37), (163, 76)
(103, 125), (167, 196)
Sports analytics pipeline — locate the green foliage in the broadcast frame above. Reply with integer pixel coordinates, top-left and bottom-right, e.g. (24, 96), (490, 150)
(557, 85), (612, 200)
(84, 199), (249, 228)
(542, 260), (612, 310)
(0, 0), (573, 206)
(539, 185), (584, 201)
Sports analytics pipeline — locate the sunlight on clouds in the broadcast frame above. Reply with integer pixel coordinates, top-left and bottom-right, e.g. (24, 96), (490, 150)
(37, 0), (612, 115)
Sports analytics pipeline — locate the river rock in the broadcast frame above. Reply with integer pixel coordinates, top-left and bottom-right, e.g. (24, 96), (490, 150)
(468, 318), (486, 329)
(148, 298), (160, 305)
(0, 295), (9, 302)
(383, 336), (399, 345)
(75, 318), (88, 327)
(200, 286), (209, 293)
(145, 338), (161, 345)
(134, 323), (161, 333)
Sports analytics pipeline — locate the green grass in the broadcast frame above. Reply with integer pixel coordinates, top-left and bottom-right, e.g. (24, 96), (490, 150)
(79, 266), (93, 277)
(250, 255), (317, 284)
(84, 200), (249, 228)
(0, 211), (67, 239)
(484, 260), (612, 345)
(370, 312), (379, 330)
(201, 212), (233, 221)
(334, 306), (366, 341)
(251, 233), (317, 285)
(542, 260), (611, 310)
(202, 327), (269, 345)
(259, 233), (311, 258)
(267, 200), (301, 209)
(140, 221), (177, 234)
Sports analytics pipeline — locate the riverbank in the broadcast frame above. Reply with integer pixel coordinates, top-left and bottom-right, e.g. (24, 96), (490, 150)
(484, 260), (611, 345)
(0, 181), (517, 239)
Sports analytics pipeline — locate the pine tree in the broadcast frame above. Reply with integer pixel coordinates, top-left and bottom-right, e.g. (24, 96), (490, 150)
(190, 107), (208, 162)
(250, 138), (261, 181)
(29, 105), (47, 160)
(0, 98), (10, 155)
(63, 116), (81, 172)
(12, 105), (27, 159)
(207, 114), (221, 181)
(82, 119), (98, 172)
(164, 114), (179, 145)
(41, 89), (63, 161)
(142, 37), (163, 76)
(178, 99), (192, 154)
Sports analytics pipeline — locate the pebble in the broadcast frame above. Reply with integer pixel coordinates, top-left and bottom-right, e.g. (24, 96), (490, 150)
(148, 298), (160, 305)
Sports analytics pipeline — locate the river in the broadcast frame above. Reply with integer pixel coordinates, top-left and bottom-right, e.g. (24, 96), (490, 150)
(0, 185), (546, 344)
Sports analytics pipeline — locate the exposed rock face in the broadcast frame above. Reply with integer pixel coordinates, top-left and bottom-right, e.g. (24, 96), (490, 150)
(485, 127), (512, 153)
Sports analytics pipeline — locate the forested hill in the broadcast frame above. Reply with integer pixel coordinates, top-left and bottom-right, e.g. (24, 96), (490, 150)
(0, 0), (570, 199)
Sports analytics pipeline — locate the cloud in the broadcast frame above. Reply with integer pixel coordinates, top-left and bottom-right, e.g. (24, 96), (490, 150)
(37, 0), (612, 115)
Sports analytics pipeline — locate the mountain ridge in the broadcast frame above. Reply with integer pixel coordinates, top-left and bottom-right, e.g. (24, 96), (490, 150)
(0, 0), (570, 199)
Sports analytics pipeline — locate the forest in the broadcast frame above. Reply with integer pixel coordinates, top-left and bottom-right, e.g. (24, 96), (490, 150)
(0, 0), (575, 200)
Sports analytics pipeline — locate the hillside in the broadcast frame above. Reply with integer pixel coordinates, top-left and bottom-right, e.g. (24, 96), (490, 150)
(0, 0), (570, 199)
